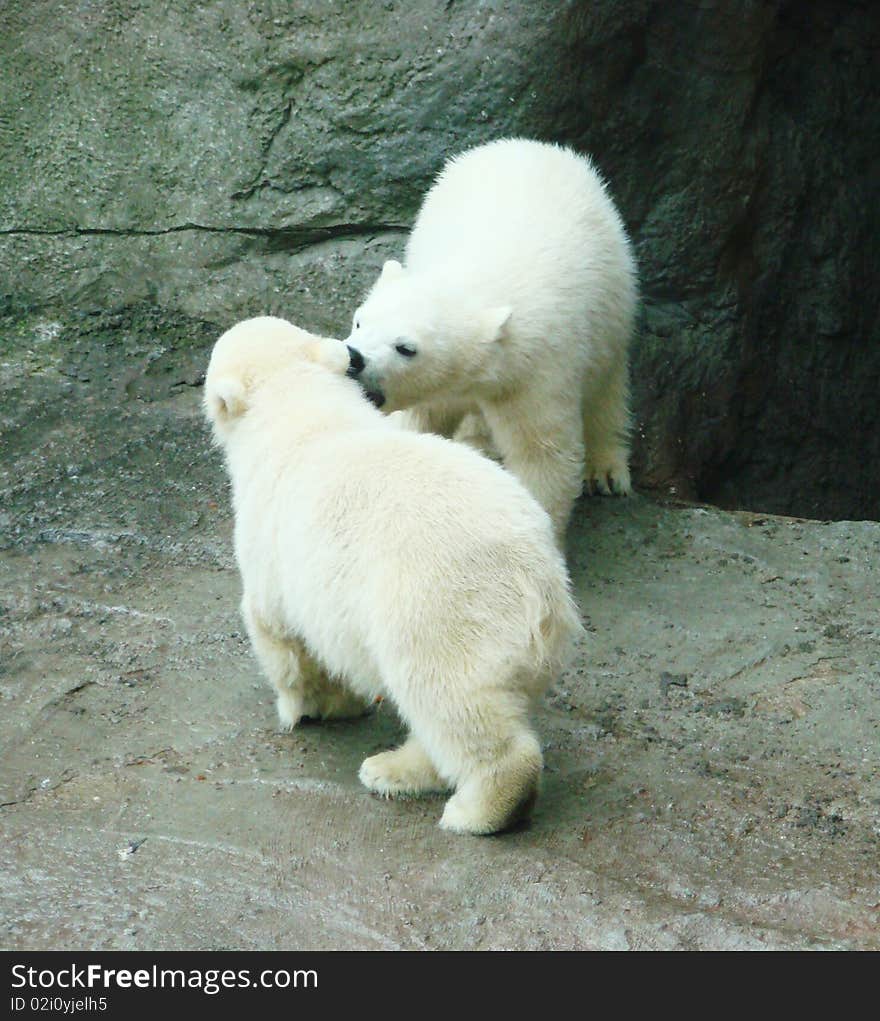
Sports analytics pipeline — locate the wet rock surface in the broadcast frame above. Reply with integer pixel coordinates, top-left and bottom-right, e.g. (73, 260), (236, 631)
(2, 316), (878, 950)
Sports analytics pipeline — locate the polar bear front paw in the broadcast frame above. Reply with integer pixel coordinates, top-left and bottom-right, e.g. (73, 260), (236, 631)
(359, 742), (446, 799)
(585, 455), (631, 497)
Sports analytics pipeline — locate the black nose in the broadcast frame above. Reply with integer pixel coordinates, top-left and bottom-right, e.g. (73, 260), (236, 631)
(346, 345), (365, 377)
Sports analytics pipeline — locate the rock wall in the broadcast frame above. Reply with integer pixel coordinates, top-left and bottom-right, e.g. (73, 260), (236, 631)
(1, 0), (877, 520)
(551, 1), (880, 521)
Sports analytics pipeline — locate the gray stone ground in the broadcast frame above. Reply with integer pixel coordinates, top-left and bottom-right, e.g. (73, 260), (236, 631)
(1, 314), (878, 950)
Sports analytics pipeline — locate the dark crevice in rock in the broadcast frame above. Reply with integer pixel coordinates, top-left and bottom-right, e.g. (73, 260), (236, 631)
(0, 222), (407, 252)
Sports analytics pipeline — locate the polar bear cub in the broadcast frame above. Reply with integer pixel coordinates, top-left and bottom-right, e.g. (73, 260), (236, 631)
(204, 316), (582, 834)
(346, 137), (638, 543)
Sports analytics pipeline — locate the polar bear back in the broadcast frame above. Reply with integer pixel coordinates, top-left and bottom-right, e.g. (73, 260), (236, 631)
(232, 423), (579, 698)
(404, 138), (636, 357)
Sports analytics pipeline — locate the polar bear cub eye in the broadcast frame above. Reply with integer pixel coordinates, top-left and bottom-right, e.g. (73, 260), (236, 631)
(394, 341), (417, 358)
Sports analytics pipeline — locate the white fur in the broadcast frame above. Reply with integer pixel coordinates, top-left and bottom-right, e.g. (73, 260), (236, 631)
(347, 137), (638, 542)
(204, 316), (583, 835)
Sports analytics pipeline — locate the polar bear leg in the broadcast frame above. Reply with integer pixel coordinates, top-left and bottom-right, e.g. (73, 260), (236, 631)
(582, 359), (632, 496)
(482, 400), (585, 544)
(389, 399), (474, 439)
(306, 675), (374, 722)
(242, 600), (369, 730)
(451, 410), (502, 460)
(394, 402), (500, 458)
(359, 735), (448, 798)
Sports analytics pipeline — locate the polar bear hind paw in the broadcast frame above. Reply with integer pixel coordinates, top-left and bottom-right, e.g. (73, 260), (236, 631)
(359, 742), (447, 799)
(438, 734), (542, 835)
(439, 779), (538, 836)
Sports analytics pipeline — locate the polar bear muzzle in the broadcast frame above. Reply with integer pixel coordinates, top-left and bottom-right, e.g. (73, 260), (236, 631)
(346, 345), (365, 377)
(346, 345), (386, 407)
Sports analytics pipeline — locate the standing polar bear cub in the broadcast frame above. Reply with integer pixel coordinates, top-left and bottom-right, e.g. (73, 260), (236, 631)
(204, 316), (582, 835)
(346, 138), (638, 542)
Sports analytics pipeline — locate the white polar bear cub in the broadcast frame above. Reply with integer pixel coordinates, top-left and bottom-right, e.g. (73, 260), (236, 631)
(346, 137), (638, 542)
(204, 316), (582, 835)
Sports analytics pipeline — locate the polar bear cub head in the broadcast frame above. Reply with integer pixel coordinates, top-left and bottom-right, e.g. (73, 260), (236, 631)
(345, 259), (512, 410)
(204, 315), (350, 442)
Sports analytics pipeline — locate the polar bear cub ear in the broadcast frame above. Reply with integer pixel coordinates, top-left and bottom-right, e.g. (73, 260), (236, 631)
(479, 305), (513, 343)
(380, 259), (405, 283)
(206, 376), (247, 425)
(305, 337), (351, 375)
